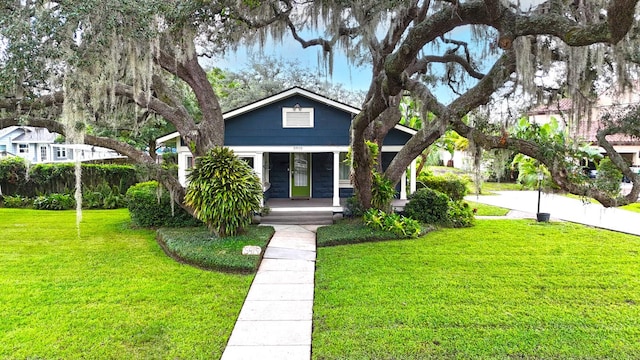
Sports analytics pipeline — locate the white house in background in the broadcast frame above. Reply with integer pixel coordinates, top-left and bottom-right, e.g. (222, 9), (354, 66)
(0, 126), (124, 163)
(529, 88), (640, 166)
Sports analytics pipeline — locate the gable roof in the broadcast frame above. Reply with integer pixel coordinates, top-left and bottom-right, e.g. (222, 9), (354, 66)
(12, 127), (57, 143)
(224, 87), (361, 119)
(0, 126), (19, 139)
(157, 87), (416, 144)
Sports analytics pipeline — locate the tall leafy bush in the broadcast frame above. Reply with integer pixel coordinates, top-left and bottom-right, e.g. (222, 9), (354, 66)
(126, 181), (201, 227)
(0, 157), (27, 195)
(596, 158), (622, 198)
(184, 147), (262, 237)
(417, 173), (469, 201)
(404, 188), (450, 225)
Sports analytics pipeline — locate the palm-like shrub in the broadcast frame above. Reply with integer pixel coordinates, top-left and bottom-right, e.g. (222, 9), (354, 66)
(185, 147), (262, 237)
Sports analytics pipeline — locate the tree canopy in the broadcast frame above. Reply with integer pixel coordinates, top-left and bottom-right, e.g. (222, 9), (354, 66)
(1, 0), (640, 212)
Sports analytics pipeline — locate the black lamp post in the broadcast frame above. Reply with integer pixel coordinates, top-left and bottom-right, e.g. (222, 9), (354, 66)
(536, 172), (550, 222)
(537, 172), (543, 215)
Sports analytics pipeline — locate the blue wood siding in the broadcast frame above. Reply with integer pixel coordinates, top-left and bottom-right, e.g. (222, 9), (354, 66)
(383, 129), (412, 146)
(339, 188), (354, 198)
(311, 153), (333, 198)
(381, 152), (401, 197)
(268, 153), (290, 198)
(225, 95), (354, 146)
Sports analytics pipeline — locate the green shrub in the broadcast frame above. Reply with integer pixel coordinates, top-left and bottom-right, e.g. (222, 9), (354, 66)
(0, 157), (27, 195)
(447, 201), (475, 228)
(404, 187), (450, 225)
(2, 195), (32, 208)
(126, 181), (201, 228)
(185, 147), (262, 237)
(33, 193), (76, 210)
(2, 162), (138, 197)
(83, 182), (126, 209)
(596, 158), (622, 197)
(343, 195), (364, 217)
(417, 173), (469, 201)
(363, 209), (421, 238)
(371, 172), (396, 212)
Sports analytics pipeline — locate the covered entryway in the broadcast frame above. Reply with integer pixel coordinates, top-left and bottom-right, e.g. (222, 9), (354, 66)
(291, 153), (311, 199)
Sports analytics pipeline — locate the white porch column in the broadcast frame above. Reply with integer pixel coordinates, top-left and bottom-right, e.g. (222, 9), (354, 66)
(255, 152), (264, 206)
(400, 170), (407, 200)
(333, 151), (340, 207)
(410, 158), (417, 195)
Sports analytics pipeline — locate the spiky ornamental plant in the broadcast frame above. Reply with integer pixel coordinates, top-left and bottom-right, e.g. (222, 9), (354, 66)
(184, 147), (262, 237)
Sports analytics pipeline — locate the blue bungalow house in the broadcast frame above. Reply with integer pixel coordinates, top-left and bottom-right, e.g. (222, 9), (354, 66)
(157, 87), (418, 209)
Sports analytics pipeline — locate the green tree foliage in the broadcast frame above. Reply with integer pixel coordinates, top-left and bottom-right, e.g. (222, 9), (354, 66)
(511, 117), (600, 189)
(596, 158), (623, 199)
(417, 174), (469, 201)
(184, 147), (262, 237)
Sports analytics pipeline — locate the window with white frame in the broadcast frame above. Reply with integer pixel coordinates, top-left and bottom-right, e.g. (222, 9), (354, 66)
(40, 146), (47, 161)
(339, 152), (352, 186)
(186, 156), (194, 169)
(18, 144), (28, 154)
(239, 157), (254, 168)
(56, 147), (67, 158)
(282, 107), (314, 128)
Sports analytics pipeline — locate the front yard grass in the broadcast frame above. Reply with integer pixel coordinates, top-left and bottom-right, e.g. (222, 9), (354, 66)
(621, 202), (640, 213)
(313, 220), (640, 359)
(0, 209), (253, 359)
(465, 201), (510, 216)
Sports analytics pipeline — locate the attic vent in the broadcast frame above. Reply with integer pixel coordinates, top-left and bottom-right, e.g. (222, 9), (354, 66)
(283, 107), (314, 128)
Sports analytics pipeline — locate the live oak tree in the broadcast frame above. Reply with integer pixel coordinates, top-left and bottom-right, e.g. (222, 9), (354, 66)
(1, 0), (640, 215)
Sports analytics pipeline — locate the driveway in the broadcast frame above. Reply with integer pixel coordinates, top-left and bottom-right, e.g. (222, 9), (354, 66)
(466, 191), (640, 236)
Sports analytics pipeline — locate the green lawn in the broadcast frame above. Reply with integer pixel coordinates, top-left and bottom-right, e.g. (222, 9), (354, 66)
(313, 220), (640, 359)
(0, 209), (252, 359)
(465, 201), (510, 216)
(621, 202), (640, 213)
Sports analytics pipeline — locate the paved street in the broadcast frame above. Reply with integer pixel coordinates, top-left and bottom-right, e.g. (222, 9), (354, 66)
(466, 191), (640, 236)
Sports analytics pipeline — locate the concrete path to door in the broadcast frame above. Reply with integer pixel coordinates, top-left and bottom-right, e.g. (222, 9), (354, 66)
(466, 190), (640, 236)
(221, 224), (318, 360)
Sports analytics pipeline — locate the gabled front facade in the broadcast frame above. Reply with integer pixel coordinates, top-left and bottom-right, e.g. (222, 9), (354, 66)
(158, 87), (418, 208)
(0, 126), (124, 163)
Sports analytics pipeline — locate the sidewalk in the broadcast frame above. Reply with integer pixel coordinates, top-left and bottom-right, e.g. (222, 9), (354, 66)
(466, 191), (640, 236)
(221, 224), (318, 360)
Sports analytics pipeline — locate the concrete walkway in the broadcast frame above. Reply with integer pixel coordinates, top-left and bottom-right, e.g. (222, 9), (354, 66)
(467, 190), (640, 236)
(221, 224), (318, 360)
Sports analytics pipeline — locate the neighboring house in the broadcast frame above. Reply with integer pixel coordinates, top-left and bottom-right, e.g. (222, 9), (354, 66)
(0, 126), (123, 163)
(529, 89), (640, 167)
(157, 87), (419, 208)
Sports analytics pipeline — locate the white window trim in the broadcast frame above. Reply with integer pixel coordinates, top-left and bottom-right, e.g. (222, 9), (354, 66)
(338, 152), (352, 187)
(18, 144), (29, 153)
(56, 147), (67, 158)
(282, 107), (314, 128)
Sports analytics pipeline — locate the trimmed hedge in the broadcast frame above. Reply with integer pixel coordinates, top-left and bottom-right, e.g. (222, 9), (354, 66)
(0, 157), (138, 197)
(126, 181), (201, 228)
(404, 187), (450, 225)
(404, 187), (475, 228)
(417, 173), (469, 201)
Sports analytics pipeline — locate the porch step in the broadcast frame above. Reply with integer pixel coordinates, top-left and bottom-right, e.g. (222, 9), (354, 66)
(261, 211), (335, 225)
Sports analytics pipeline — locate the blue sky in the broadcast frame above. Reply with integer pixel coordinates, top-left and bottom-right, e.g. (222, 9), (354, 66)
(207, 34), (373, 93)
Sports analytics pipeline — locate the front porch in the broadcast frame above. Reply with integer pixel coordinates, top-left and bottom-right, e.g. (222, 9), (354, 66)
(265, 198), (409, 213)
